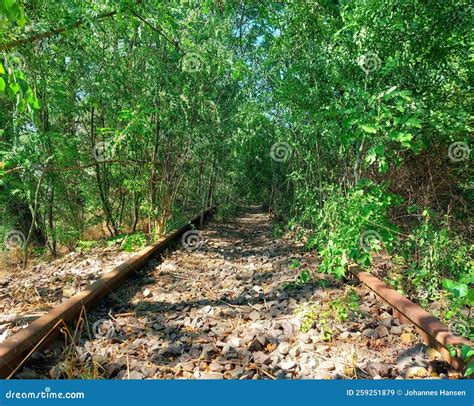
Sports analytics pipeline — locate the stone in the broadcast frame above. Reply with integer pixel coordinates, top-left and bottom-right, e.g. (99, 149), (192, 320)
(280, 359), (297, 370)
(230, 337), (241, 347)
(201, 305), (212, 314)
(189, 344), (202, 358)
(379, 311), (391, 319)
(181, 360), (195, 371)
(208, 362), (225, 372)
(359, 304), (371, 317)
(161, 261), (177, 272)
(106, 363), (122, 378)
(200, 372), (224, 379)
(128, 371), (144, 380)
(375, 325), (389, 338)
(289, 346), (301, 357)
(63, 287), (75, 298)
(248, 311), (261, 321)
(317, 360), (335, 371)
(223, 347), (239, 360)
(248, 338), (263, 352)
(390, 326), (402, 335)
(405, 366), (428, 379)
(270, 307), (280, 317)
(362, 328), (378, 338)
(366, 361), (389, 377)
(379, 317), (392, 328)
(269, 353), (282, 366)
(229, 367), (245, 379)
(143, 288), (152, 298)
(200, 344), (215, 359)
(210, 326), (226, 336)
(253, 351), (270, 365)
(49, 364), (63, 379)
(278, 342), (290, 355)
(142, 364), (158, 378)
(426, 347), (441, 360)
(400, 332), (413, 344)
(300, 343), (314, 352)
(300, 334), (312, 344)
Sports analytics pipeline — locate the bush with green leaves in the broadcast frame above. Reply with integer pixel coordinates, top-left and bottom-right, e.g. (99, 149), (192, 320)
(305, 181), (400, 278)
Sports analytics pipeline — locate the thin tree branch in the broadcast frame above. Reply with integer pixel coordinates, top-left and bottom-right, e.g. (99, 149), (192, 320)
(0, 11), (118, 52)
(0, 1), (145, 52)
(129, 10), (182, 53)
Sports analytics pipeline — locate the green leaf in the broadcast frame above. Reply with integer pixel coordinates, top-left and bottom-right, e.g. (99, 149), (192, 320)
(405, 116), (422, 128)
(392, 132), (413, 147)
(300, 269), (310, 283)
(0, 77), (5, 92)
(333, 265), (345, 279)
(443, 279), (468, 297)
(0, 62), (4, 75)
(385, 85), (398, 95)
(8, 82), (20, 96)
(460, 345), (474, 361)
(378, 159), (388, 173)
(361, 124), (377, 134)
(447, 344), (457, 358)
(443, 278), (455, 290)
(32, 97), (40, 109)
(467, 289), (474, 306)
(465, 362), (474, 377)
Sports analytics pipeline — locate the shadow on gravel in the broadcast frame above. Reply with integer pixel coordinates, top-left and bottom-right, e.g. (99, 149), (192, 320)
(94, 278), (336, 379)
(19, 207), (344, 379)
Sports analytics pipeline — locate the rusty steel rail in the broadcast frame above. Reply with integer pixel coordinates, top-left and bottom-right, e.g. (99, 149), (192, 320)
(0, 207), (215, 378)
(348, 265), (473, 372)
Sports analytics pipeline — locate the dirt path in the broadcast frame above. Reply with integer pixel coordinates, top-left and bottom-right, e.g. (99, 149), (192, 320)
(16, 207), (456, 379)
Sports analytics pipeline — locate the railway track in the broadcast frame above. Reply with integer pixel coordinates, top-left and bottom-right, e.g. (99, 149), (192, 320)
(0, 208), (215, 378)
(0, 207), (471, 379)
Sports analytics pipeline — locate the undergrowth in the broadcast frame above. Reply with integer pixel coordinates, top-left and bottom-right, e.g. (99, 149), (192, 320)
(295, 287), (361, 340)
